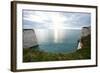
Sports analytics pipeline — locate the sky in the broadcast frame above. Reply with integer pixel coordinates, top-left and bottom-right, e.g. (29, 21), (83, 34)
(22, 10), (91, 30)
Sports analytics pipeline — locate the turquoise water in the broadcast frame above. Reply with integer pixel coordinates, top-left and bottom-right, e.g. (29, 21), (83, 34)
(35, 29), (81, 53)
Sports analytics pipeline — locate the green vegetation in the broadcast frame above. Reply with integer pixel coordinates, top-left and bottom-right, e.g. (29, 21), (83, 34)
(23, 35), (91, 62)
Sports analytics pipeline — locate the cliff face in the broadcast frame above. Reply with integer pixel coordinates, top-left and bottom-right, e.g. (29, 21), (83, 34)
(23, 29), (38, 48)
(81, 27), (91, 37)
(77, 26), (91, 49)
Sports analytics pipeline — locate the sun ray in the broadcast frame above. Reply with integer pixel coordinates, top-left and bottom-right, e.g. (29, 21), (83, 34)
(51, 13), (63, 43)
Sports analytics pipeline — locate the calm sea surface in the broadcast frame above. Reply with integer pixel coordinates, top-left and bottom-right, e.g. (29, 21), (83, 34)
(35, 29), (81, 53)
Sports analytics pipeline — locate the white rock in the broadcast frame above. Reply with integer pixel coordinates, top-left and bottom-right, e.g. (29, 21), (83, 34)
(23, 29), (38, 48)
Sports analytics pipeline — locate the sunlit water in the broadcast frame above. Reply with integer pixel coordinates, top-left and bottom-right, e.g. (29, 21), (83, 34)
(35, 29), (81, 53)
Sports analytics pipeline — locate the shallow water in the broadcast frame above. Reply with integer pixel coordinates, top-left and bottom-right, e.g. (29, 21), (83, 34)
(35, 29), (81, 53)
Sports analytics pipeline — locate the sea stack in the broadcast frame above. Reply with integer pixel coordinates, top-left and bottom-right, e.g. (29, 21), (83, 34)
(23, 29), (38, 48)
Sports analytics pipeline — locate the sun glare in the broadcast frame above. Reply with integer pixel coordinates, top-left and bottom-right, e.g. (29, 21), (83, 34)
(51, 13), (63, 43)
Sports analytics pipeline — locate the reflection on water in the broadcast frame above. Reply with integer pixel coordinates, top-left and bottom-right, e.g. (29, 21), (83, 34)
(35, 29), (81, 53)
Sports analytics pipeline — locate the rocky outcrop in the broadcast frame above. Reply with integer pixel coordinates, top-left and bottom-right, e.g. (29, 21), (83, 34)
(77, 26), (91, 50)
(23, 29), (38, 48)
(81, 26), (91, 37)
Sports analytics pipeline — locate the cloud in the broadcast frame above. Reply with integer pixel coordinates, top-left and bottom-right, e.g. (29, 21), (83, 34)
(62, 12), (91, 28)
(23, 10), (91, 29)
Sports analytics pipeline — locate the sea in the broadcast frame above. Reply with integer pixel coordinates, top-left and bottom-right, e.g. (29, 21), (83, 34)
(35, 29), (81, 53)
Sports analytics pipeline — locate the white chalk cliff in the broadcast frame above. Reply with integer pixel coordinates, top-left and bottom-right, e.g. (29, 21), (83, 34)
(77, 26), (91, 50)
(23, 29), (38, 48)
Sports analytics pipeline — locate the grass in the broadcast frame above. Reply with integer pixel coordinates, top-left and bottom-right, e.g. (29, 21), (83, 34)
(23, 35), (91, 62)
